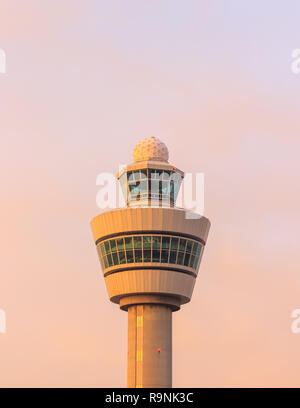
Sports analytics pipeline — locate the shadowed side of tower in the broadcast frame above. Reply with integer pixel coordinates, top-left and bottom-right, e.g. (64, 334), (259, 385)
(91, 136), (210, 388)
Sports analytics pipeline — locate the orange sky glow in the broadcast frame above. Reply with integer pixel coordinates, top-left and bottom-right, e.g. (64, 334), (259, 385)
(1, 1), (300, 387)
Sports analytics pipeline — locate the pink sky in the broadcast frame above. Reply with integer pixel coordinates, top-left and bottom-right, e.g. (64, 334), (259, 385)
(1, 1), (300, 387)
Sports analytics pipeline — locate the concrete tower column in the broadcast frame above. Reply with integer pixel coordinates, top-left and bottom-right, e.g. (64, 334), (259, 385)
(127, 304), (172, 388)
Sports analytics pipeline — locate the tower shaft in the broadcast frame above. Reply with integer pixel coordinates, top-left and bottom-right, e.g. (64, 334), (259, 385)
(128, 304), (172, 388)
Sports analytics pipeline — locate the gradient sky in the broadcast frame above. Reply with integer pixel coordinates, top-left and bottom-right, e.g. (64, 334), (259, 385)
(1, 0), (300, 387)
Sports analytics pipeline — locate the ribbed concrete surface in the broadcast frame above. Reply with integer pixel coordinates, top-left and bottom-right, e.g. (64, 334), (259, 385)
(91, 207), (210, 249)
(106, 268), (195, 305)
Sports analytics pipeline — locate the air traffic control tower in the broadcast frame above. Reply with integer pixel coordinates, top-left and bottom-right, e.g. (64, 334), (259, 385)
(91, 136), (210, 388)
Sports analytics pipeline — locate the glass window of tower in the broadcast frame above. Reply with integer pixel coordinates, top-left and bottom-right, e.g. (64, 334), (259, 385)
(97, 234), (203, 272)
(121, 169), (183, 204)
